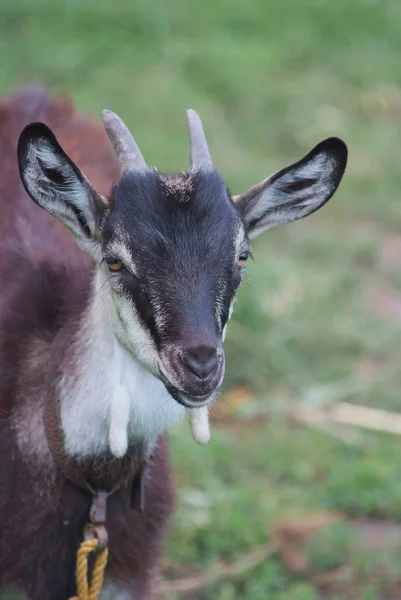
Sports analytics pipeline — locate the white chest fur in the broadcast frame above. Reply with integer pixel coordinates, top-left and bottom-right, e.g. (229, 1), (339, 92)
(59, 273), (185, 460)
(60, 339), (185, 459)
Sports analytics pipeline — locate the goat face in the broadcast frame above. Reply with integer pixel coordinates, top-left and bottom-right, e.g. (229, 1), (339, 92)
(101, 168), (243, 406)
(17, 110), (347, 408)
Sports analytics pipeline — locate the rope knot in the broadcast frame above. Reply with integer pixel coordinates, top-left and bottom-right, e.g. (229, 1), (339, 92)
(73, 536), (108, 600)
(69, 490), (109, 600)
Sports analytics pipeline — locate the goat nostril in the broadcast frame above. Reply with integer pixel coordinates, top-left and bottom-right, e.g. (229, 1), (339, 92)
(182, 347), (218, 381)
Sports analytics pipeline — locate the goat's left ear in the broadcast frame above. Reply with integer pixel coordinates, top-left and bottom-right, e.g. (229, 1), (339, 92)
(234, 138), (347, 238)
(18, 122), (107, 257)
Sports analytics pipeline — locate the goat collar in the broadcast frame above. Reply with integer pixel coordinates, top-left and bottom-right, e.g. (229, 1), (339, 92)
(44, 393), (147, 506)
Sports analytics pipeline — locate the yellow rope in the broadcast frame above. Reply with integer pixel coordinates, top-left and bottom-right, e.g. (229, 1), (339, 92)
(69, 537), (109, 600)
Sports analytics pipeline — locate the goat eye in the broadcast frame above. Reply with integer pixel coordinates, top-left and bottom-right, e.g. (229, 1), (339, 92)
(106, 258), (123, 272)
(237, 254), (248, 268)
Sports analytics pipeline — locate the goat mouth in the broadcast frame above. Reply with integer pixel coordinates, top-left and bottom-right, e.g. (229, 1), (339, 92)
(159, 374), (215, 408)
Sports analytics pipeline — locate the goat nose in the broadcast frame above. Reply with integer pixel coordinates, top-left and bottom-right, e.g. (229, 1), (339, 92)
(181, 346), (218, 381)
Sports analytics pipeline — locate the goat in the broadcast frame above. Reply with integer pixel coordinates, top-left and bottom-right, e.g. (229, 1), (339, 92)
(0, 85), (347, 599)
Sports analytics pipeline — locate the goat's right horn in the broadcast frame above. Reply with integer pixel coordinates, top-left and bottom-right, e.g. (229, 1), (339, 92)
(102, 110), (147, 174)
(187, 109), (213, 171)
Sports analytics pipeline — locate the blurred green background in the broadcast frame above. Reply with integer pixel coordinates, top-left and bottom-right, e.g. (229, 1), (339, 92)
(3, 0), (401, 598)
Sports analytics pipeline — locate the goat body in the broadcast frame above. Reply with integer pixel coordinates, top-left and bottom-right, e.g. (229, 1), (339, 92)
(0, 85), (347, 600)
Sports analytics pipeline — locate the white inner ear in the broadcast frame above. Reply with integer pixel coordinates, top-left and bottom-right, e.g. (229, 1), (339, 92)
(247, 152), (337, 236)
(24, 139), (96, 238)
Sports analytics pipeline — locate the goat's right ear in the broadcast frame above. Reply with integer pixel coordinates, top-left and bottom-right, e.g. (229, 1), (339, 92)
(18, 122), (107, 255)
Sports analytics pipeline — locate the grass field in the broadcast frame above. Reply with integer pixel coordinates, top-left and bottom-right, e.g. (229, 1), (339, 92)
(2, 0), (401, 598)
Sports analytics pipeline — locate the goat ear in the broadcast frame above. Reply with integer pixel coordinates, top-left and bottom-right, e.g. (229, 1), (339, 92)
(234, 138), (347, 238)
(18, 122), (107, 251)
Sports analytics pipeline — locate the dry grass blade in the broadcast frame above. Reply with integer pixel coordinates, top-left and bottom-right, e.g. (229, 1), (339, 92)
(157, 543), (276, 596)
(294, 402), (401, 436)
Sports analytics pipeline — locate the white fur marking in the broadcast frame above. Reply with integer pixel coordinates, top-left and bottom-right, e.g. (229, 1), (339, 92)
(60, 270), (185, 459)
(109, 383), (130, 457)
(188, 406), (210, 444)
(107, 239), (138, 276)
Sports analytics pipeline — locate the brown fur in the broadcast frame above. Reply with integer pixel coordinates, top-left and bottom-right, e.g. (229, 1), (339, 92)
(0, 86), (175, 600)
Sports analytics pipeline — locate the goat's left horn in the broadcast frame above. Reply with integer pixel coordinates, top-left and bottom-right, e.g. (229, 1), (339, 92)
(187, 109), (213, 171)
(102, 110), (147, 173)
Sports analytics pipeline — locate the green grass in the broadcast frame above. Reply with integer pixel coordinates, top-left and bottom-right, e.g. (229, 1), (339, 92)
(2, 0), (401, 597)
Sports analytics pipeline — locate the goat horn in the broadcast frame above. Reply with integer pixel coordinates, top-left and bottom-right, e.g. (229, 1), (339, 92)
(187, 109), (213, 170)
(102, 110), (147, 173)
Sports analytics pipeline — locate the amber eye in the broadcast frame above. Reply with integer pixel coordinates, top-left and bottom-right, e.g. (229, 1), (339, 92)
(106, 258), (123, 272)
(238, 254), (248, 268)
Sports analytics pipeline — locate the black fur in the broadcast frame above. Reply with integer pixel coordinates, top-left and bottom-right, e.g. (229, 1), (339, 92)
(104, 169), (242, 341)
